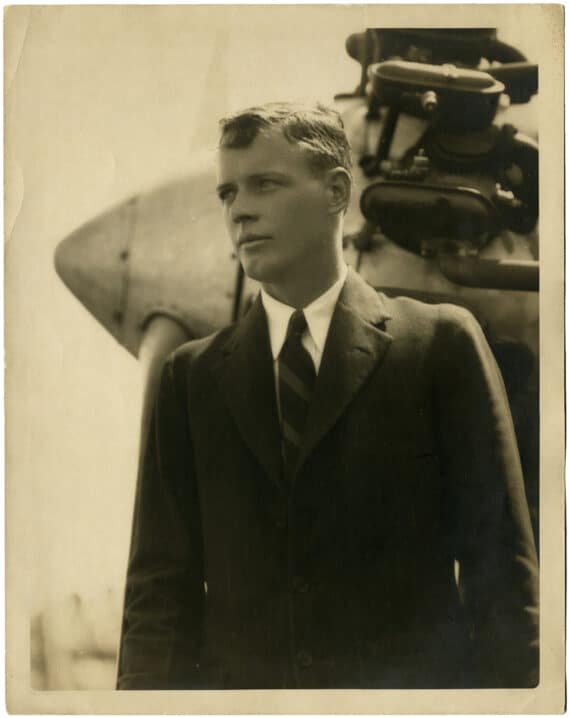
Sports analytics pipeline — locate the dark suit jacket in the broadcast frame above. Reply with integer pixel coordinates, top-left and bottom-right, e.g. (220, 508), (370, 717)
(118, 268), (539, 690)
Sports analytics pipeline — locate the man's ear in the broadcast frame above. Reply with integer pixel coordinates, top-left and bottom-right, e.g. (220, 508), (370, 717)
(324, 168), (352, 215)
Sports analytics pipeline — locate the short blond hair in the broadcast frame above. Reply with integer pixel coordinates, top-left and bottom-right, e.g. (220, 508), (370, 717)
(219, 102), (353, 178)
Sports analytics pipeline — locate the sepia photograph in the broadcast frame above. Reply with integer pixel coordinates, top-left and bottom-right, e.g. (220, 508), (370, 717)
(5, 4), (564, 713)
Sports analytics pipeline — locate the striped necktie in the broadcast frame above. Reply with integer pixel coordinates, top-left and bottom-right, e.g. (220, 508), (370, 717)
(278, 310), (317, 477)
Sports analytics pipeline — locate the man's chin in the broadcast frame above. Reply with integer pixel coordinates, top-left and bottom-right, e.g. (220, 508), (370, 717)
(240, 258), (279, 284)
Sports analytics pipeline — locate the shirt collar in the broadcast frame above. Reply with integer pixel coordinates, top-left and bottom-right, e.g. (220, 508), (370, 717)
(261, 264), (348, 360)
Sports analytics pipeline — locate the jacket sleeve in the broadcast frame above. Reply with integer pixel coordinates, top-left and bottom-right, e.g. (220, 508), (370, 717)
(433, 305), (539, 688)
(117, 354), (205, 689)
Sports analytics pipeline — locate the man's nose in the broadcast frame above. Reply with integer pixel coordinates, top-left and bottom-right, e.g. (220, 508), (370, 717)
(229, 193), (258, 225)
(231, 209), (257, 225)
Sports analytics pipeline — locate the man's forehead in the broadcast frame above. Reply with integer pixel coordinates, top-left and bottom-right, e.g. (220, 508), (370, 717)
(217, 128), (311, 178)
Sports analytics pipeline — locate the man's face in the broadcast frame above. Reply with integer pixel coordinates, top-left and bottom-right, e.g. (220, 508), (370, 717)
(216, 127), (332, 286)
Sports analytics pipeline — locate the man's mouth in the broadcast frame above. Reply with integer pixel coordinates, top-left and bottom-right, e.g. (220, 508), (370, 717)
(238, 234), (271, 248)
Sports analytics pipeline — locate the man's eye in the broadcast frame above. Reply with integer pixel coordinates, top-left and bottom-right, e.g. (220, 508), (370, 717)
(257, 178), (278, 191)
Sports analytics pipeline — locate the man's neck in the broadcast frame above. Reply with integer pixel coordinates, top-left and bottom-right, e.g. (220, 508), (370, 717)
(262, 253), (346, 309)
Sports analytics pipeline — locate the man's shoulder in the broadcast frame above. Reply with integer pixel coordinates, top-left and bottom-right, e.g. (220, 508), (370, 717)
(167, 323), (235, 369)
(380, 291), (477, 339)
(376, 292), (487, 378)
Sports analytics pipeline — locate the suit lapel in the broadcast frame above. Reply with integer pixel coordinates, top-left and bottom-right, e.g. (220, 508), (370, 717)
(217, 296), (284, 488)
(215, 270), (393, 487)
(295, 270), (393, 475)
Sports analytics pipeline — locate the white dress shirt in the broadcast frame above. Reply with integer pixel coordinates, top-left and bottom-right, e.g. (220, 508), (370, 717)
(260, 263), (348, 380)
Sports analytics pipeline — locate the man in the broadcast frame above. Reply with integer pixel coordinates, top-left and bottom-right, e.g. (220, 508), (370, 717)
(118, 103), (539, 690)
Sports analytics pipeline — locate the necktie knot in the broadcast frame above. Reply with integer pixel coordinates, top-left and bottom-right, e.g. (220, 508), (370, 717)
(286, 309), (308, 340)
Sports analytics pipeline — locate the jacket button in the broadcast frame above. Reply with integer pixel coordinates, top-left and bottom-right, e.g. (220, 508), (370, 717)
(291, 575), (309, 593)
(296, 650), (313, 668)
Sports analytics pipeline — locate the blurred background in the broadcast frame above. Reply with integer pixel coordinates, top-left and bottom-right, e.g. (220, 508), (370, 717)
(5, 6), (545, 690)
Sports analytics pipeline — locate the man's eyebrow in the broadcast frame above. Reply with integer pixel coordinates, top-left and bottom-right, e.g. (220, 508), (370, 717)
(216, 172), (288, 194)
(249, 171), (288, 181)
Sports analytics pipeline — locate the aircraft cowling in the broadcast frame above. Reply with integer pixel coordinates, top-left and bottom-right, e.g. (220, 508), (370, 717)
(55, 151), (237, 358)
